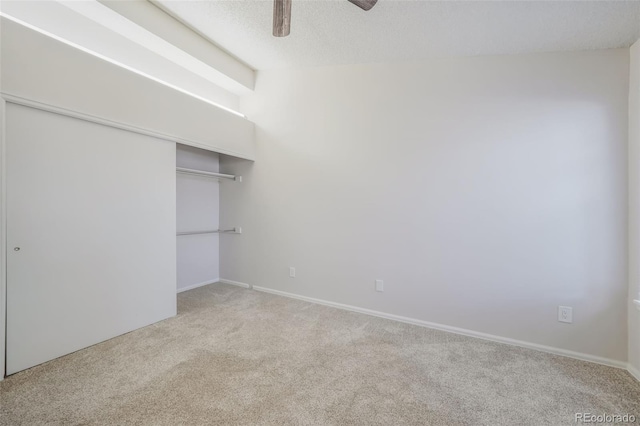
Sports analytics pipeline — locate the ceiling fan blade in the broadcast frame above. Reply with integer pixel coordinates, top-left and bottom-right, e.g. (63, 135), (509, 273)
(273, 0), (292, 37)
(347, 0), (378, 11)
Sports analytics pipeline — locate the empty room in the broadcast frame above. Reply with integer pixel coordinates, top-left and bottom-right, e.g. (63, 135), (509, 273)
(1, 0), (639, 424)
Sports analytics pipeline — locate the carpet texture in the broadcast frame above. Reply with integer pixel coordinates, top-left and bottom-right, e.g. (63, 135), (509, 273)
(1, 283), (639, 425)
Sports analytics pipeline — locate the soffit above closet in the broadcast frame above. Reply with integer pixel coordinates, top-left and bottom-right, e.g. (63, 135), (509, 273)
(154, 0), (640, 70)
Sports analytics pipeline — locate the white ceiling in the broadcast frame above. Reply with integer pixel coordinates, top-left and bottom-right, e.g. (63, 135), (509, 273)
(155, 0), (640, 70)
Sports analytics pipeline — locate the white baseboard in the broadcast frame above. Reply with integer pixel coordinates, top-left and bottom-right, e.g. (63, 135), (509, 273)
(246, 284), (628, 370)
(219, 279), (252, 289)
(177, 279), (220, 293)
(628, 364), (640, 382)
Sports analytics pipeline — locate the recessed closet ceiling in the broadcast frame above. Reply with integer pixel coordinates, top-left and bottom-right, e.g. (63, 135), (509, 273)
(154, 0), (640, 70)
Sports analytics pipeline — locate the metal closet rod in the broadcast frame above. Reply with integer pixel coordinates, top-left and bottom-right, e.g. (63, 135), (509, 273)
(177, 228), (241, 236)
(176, 167), (241, 182)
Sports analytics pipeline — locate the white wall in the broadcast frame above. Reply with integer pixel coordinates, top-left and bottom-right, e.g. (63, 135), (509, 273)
(223, 49), (630, 364)
(629, 39), (640, 379)
(177, 145), (220, 291)
(0, 15), (6, 380)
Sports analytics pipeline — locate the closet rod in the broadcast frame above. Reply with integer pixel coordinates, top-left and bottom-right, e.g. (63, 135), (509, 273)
(177, 228), (241, 236)
(176, 167), (240, 182)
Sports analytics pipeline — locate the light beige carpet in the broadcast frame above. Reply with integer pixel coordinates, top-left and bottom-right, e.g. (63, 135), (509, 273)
(1, 283), (639, 425)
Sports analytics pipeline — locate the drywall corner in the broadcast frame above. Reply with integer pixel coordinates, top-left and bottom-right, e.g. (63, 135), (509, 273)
(0, 11), (7, 381)
(629, 39), (640, 376)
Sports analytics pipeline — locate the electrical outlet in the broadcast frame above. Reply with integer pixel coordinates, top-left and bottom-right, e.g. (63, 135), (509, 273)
(558, 306), (573, 323)
(375, 279), (384, 292)
(289, 267), (296, 278)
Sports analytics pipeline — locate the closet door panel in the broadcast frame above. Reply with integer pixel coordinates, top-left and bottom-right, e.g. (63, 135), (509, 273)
(6, 104), (176, 375)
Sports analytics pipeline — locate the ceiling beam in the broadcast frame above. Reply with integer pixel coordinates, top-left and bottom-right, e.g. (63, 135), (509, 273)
(98, 0), (255, 93)
(0, 1), (245, 110)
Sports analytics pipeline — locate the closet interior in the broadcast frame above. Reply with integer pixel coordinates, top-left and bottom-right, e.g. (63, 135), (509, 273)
(176, 144), (242, 293)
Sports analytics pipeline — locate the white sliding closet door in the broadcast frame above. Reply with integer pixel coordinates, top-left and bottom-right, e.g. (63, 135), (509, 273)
(6, 104), (177, 375)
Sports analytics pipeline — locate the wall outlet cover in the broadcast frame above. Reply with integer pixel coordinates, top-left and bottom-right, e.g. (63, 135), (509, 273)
(558, 306), (573, 323)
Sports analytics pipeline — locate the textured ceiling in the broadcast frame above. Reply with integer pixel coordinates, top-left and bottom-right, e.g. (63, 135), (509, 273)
(155, 0), (640, 70)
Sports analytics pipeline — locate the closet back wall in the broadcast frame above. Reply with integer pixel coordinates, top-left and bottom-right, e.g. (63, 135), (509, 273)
(222, 49), (629, 364)
(177, 145), (220, 292)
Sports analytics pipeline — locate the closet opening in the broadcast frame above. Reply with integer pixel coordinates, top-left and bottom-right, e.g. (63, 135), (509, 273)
(176, 144), (242, 293)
